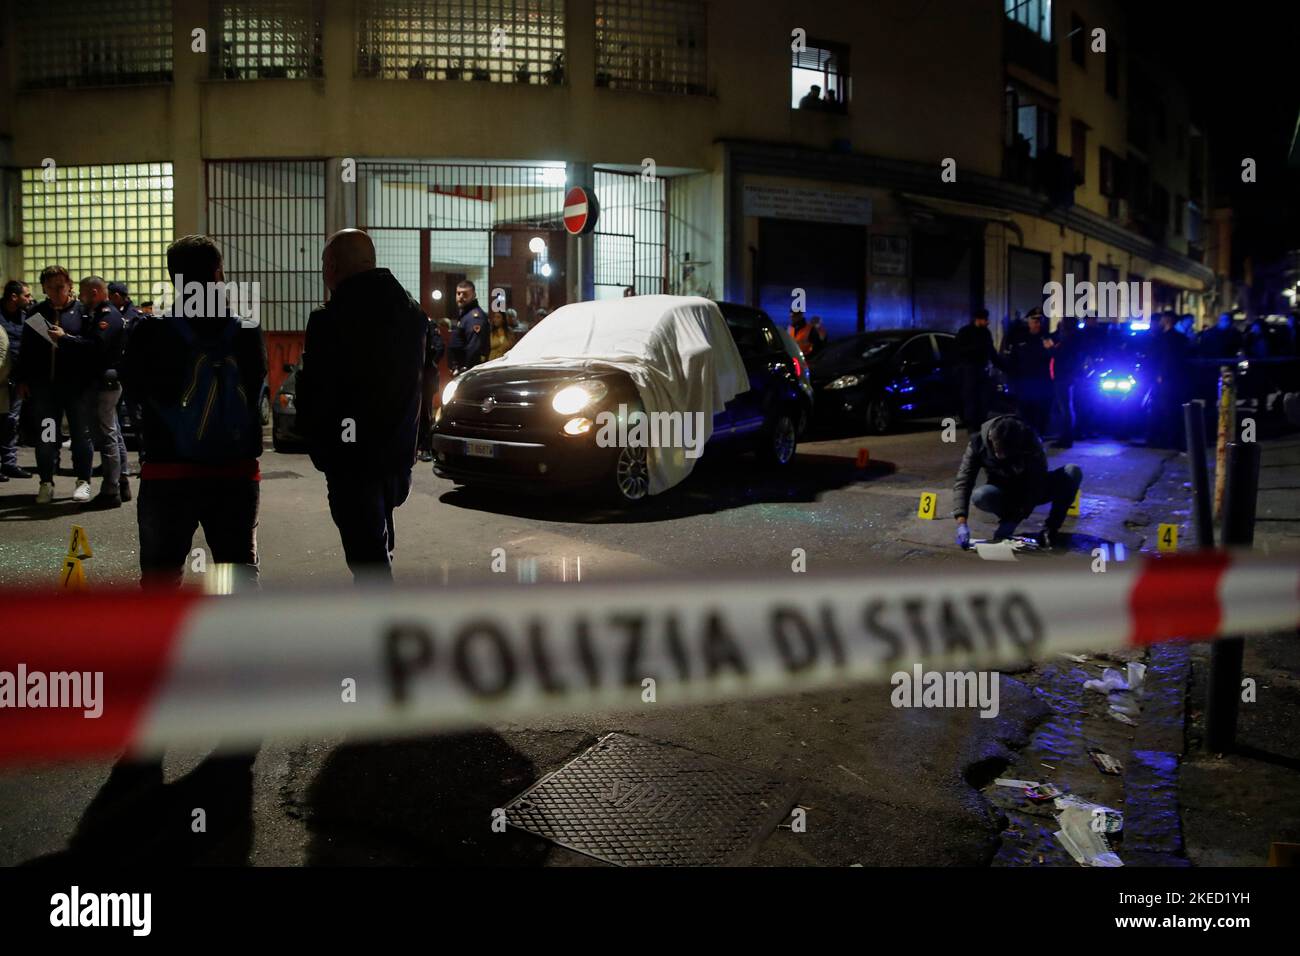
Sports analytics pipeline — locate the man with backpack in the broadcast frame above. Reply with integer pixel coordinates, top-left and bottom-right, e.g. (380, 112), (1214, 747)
(121, 235), (267, 587)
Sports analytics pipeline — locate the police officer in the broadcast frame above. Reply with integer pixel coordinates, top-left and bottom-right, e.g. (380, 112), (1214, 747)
(13, 265), (96, 504)
(108, 281), (144, 456)
(954, 307), (1003, 431)
(0, 280), (34, 481)
(1050, 314), (1083, 448)
(952, 413), (1082, 549)
(77, 276), (129, 506)
(1004, 307), (1054, 436)
(1145, 309), (1190, 450)
(448, 280), (488, 374)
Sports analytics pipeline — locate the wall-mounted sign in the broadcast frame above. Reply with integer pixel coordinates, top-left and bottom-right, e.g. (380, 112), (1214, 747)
(743, 184), (872, 226)
(870, 234), (909, 276)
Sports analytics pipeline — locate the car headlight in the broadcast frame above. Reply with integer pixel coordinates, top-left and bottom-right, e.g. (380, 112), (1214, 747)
(277, 392), (294, 409)
(826, 374), (861, 390)
(442, 378), (460, 404)
(552, 381), (608, 415)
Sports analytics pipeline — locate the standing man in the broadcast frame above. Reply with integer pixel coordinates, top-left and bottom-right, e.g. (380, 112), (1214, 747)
(77, 277), (130, 506)
(108, 281), (144, 451)
(416, 313), (445, 463)
(448, 280), (489, 374)
(954, 307), (1002, 431)
(1145, 309), (1190, 450)
(1050, 315), (1082, 448)
(122, 236), (266, 587)
(0, 280), (34, 481)
(1003, 308), (1054, 436)
(13, 265), (96, 504)
(952, 413), (1083, 548)
(294, 229), (426, 583)
(789, 311), (813, 356)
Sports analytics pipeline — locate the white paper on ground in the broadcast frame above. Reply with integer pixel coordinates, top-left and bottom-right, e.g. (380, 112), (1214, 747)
(974, 540), (1019, 561)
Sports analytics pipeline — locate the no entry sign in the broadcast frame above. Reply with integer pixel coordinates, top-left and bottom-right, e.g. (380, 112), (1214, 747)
(563, 186), (599, 235)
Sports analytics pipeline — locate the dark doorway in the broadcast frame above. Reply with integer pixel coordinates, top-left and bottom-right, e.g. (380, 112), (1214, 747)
(756, 218), (866, 339)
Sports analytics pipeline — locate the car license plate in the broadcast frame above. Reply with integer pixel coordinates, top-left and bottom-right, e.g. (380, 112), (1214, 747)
(465, 441), (497, 459)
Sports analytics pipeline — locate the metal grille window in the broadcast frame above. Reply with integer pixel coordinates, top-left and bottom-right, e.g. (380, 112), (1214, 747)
(594, 169), (665, 294)
(21, 163), (174, 301)
(212, 0), (324, 80)
(206, 161), (327, 332)
(357, 0), (567, 83)
(18, 0), (173, 89)
(595, 0), (708, 95)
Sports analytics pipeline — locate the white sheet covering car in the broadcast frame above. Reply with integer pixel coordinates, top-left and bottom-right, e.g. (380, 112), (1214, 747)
(473, 295), (748, 494)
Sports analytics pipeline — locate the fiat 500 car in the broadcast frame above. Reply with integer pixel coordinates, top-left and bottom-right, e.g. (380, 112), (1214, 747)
(431, 295), (804, 503)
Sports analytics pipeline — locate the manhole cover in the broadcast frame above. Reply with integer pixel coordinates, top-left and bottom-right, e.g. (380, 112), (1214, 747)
(505, 733), (799, 866)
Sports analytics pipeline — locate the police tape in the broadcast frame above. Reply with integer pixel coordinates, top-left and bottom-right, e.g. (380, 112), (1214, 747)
(0, 551), (1297, 766)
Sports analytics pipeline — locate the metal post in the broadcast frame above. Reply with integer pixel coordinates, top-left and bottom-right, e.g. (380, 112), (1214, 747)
(1204, 439), (1260, 752)
(1183, 401), (1214, 549)
(1213, 365), (1235, 523)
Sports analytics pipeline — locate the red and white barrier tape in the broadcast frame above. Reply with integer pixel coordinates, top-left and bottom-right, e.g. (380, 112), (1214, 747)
(1, 551), (1297, 766)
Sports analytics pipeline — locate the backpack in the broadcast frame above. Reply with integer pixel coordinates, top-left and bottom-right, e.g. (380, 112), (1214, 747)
(153, 316), (252, 462)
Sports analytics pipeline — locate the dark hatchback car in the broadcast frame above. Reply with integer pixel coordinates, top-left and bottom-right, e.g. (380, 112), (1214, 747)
(431, 297), (806, 503)
(270, 362), (305, 451)
(810, 329), (960, 432)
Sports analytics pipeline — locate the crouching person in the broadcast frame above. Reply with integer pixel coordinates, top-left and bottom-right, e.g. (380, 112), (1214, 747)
(121, 235), (267, 588)
(952, 414), (1082, 549)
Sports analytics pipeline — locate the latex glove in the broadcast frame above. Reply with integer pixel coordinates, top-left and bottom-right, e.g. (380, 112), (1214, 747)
(955, 523), (971, 549)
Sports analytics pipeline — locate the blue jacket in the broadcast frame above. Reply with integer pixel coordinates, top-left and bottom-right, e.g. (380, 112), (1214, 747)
(13, 299), (96, 391)
(449, 301), (489, 370)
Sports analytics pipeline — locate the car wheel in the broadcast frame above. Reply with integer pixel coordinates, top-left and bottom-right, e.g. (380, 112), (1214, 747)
(759, 410), (798, 466)
(260, 391), (272, 426)
(867, 397), (894, 434)
(610, 444), (650, 503)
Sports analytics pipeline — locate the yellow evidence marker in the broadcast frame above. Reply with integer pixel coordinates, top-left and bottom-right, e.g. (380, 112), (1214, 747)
(1156, 523), (1178, 553)
(917, 492), (938, 520)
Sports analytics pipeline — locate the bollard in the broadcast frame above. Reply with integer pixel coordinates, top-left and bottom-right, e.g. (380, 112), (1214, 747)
(1213, 366), (1235, 524)
(1183, 401), (1214, 550)
(1204, 440), (1260, 753)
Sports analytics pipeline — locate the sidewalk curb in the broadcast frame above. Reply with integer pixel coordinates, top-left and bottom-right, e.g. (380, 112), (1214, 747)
(1123, 642), (1192, 866)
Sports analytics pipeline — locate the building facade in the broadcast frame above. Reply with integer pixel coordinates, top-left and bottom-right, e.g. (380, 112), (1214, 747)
(0, 0), (1219, 392)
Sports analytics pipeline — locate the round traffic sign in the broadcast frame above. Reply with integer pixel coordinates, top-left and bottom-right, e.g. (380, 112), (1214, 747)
(563, 186), (599, 235)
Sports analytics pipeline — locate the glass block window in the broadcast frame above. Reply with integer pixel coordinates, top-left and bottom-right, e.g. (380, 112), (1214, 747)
(18, 0), (173, 89)
(211, 0), (324, 80)
(595, 0), (708, 95)
(357, 0), (567, 83)
(21, 164), (174, 301)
